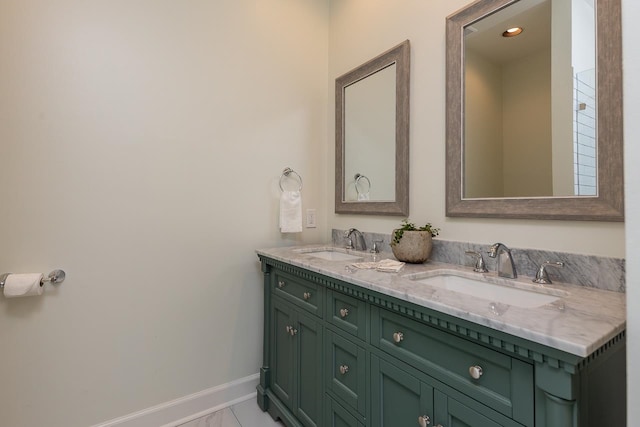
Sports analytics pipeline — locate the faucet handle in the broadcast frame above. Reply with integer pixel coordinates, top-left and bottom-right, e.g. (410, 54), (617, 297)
(370, 240), (383, 254)
(345, 237), (354, 249)
(465, 250), (488, 273)
(533, 261), (564, 284)
(344, 230), (354, 249)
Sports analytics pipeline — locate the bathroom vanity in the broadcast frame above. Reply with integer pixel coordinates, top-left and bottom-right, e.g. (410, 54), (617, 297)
(256, 246), (626, 427)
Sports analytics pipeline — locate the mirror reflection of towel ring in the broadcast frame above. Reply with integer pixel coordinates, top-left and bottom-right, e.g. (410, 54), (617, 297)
(279, 167), (303, 192)
(354, 173), (371, 196)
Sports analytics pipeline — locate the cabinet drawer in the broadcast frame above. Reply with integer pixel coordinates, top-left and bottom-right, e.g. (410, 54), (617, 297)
(273, 270), (323, 317)
(326, 290), (367, 340)
(371, 307), (534, 422)
(325, 330), (366, 416)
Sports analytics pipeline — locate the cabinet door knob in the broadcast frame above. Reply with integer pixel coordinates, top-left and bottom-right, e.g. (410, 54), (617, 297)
(339, 365), (349, 375)
(418, 415), (430, 427)
(393, 332), (404, 343)
(339, 308), (349, 318)
(469, 365), (483, 380)
(285, 325), (297, 336)
(278, 280), (286, 288)
(303, 292), (312, 300)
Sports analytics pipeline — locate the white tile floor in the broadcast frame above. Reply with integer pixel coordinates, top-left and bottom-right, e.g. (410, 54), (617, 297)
(177, 397), (284, 427)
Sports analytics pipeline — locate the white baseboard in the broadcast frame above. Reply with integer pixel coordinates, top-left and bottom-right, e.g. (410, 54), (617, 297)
(91, 373), (259, 427)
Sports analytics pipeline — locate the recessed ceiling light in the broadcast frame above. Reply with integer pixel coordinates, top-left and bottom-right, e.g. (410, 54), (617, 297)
(502, 27), (523, 37)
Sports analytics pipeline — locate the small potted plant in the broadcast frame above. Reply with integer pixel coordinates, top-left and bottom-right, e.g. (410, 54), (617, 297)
(390, 219), (440, 263)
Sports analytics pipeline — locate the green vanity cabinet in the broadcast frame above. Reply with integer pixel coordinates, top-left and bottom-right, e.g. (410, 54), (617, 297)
(257, 256), (626, 427)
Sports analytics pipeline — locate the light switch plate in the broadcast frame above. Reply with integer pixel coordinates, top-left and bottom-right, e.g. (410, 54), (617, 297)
(306, 209), (317, 228)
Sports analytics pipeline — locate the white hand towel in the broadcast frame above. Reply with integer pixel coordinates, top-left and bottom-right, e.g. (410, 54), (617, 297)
(280, 190), (302, 233)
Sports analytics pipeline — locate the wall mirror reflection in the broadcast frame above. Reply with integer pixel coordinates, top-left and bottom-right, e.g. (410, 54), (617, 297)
(446, 0), (623, 220)
(335, 40), (410, 216)
(464, 0), (595, 198)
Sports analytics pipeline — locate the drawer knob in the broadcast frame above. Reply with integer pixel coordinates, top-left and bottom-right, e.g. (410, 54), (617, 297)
(393, 332), (404, 343)
(339, 365), (349, 375)
(285, 325), (297, 336)
(418, 415), (430, 427)
(469, 365), (483, 380)
(278, 280), (286, 288)
(303, 292), (312, 300)
(339, 308), (349, 318)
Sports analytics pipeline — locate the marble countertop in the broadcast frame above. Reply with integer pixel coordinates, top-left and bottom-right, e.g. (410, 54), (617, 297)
(257, 245), (626, 358)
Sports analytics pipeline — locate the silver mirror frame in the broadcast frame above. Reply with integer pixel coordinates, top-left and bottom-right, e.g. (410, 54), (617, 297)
(335, 40), (410, 216)
(446, 0), (623, 221)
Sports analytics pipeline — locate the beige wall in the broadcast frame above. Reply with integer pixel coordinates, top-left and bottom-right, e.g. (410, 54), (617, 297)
(464, 49), (504, 198)
(328, 0), (624, 258)
(465, 48), (554, 198)
(502, 48), (553, 197)
(0, 1), (329, 426)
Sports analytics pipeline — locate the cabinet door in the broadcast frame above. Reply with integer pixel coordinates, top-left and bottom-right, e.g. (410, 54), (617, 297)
(296, 310), (323, 427)
(272, 297), (323, 427)
(371, 355), (434, 427)
(326, 397), (366, 427)
(325, 330), (366, 416)
(434, 390), (521, 427)
(271, 297), (295, 410)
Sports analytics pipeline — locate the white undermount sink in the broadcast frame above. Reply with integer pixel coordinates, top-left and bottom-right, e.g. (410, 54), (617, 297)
(410, 271), (566, 309)
(297, 248), (364, 261)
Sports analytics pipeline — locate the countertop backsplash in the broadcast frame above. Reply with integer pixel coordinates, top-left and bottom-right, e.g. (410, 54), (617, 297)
(332, 229), (625, 293)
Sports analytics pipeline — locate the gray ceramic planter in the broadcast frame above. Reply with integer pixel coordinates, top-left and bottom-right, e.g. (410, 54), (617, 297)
(390, 230), (433, 263)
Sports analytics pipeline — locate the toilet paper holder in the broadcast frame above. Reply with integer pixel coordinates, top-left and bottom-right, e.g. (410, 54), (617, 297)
(0, 270), (66, 289)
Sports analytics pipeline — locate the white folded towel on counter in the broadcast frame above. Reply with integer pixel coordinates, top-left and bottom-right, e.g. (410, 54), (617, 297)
(375, 259), (405, 272)
(351, 259), (405, 272)
(352, 261), (379, 269)
(279, 190), (302, 233)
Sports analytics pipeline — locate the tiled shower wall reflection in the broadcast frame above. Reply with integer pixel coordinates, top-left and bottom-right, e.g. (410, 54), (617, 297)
(574, 68), (597, 195)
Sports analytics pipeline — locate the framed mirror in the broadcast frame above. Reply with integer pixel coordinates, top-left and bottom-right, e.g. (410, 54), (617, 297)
(335, 40), (410, 216)
(446, 0), (623, 221)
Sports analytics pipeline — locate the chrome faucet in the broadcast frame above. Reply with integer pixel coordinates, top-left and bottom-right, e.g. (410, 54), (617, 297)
(344, 228), (367, 251)
(488, 243), (517, 278)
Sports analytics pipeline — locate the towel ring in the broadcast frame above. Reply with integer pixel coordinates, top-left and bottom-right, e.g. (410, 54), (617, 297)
(279, 167), (303, 192)
(354, 173), (371, 195)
